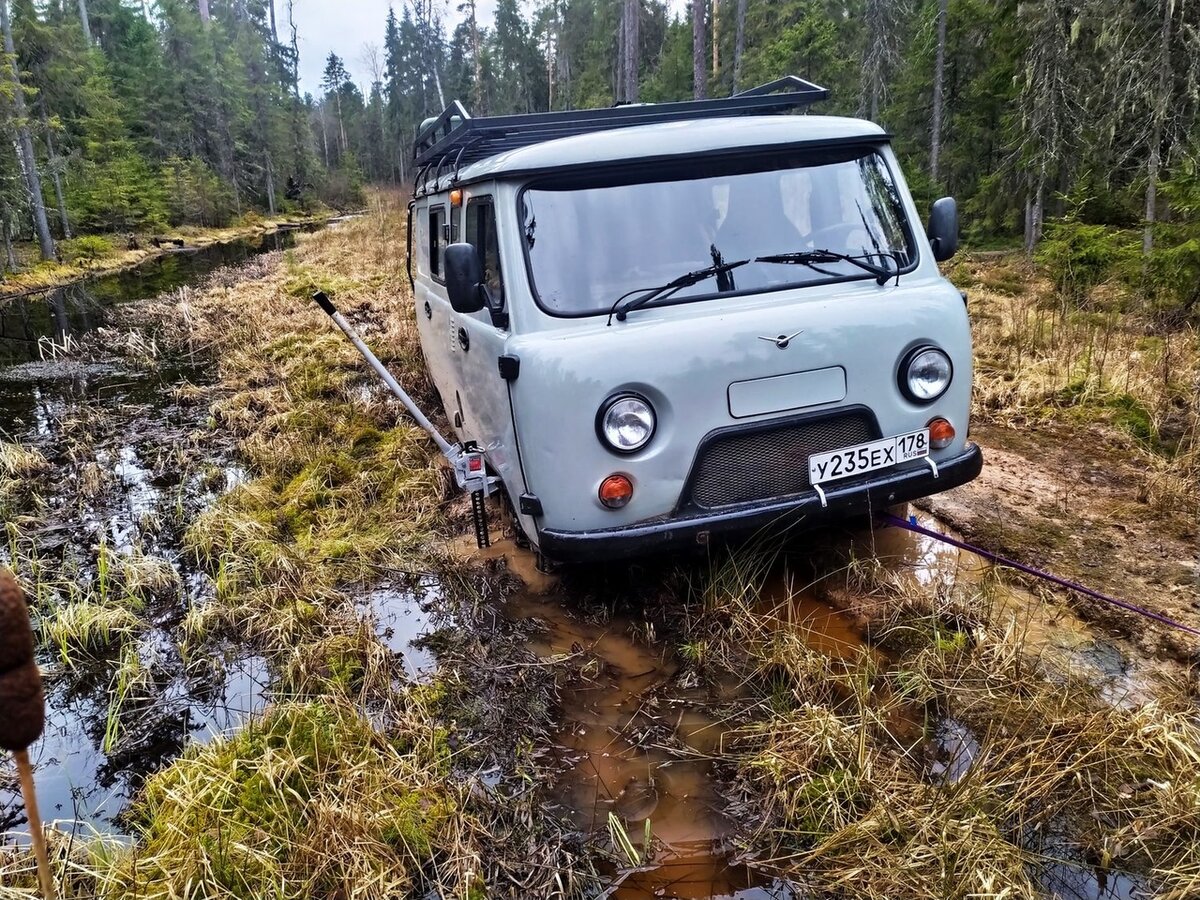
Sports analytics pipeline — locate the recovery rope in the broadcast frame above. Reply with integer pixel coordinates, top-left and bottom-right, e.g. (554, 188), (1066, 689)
(879, 511), (1200, 640)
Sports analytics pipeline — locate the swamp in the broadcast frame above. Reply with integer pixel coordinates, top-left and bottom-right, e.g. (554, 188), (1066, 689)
(0, 0), (1198, 895)
(1, 194), (1197, 899)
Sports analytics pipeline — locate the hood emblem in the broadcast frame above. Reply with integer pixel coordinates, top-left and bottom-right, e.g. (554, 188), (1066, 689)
(758, 329), (804, 350)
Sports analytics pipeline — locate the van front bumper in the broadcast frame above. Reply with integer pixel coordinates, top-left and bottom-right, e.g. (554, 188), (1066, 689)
(537, 443), (982, 563)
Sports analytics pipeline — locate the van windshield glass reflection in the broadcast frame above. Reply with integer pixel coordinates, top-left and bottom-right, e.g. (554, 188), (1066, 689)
(521, 150), (914, 316)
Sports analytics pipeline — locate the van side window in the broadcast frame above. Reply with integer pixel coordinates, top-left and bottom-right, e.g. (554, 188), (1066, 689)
(466, 198), (503, 302)
(413, 210), (429, 276)
(429, 205), (445, 279)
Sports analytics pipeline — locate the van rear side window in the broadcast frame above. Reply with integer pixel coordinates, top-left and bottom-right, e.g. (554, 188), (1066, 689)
(429, 206), (445, 279)
(466, 198), (503, 302)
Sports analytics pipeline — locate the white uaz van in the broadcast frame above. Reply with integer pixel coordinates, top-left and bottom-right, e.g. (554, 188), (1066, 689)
(408, 77), (982, 562)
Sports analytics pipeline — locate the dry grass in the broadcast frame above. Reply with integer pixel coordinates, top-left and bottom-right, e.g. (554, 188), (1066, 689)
(949, 253), (1200, 516)
(1, 191), (591, 899)
(140, 194), (451, 679)
(44, 600), (141, 658)
(687, 543), (1200, 899)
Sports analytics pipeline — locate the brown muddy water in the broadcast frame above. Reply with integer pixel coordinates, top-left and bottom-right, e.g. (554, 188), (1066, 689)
(466, 514), (1166, 899)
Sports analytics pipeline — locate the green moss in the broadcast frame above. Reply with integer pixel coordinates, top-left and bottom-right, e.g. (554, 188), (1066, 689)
(326, 642), (366, 692)
(1052, 380), (1161, 450)
(281, 267), (360, 300)
(117, 702), (457, 897)
(1104, 393), (1158, 446)
(378, 791), (455, 856)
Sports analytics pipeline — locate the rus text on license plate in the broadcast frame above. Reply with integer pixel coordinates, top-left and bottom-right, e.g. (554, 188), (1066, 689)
(808, 429), (929, 486)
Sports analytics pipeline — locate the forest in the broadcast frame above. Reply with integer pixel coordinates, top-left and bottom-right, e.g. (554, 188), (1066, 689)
(0, 0), (1198, 309)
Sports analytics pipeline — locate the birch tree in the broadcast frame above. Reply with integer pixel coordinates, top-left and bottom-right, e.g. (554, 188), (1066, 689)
(1, 0), (54, 260)
(930, 0), (947, 183)
(621, 0), (639, 102)
(76, 0), (90, 45)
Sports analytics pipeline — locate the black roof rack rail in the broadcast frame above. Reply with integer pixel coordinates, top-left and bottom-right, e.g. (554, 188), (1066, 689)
(412, 75), (828, 172)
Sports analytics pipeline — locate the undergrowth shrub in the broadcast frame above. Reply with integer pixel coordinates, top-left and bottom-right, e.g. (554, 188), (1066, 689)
(60, 234), (117, 263)
(1036, 219), (1135, 303)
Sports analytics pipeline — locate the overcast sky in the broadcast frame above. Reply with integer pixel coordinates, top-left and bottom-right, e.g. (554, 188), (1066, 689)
(287, 0), (688, 97)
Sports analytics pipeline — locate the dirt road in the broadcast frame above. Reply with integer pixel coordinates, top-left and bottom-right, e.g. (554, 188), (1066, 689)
(920, 424), (1199, 664)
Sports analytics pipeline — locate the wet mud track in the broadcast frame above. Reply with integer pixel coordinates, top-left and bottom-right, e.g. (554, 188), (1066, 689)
(454, 512), (1175, 899)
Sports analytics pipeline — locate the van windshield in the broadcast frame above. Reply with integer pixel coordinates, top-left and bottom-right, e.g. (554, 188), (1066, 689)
(520, 148), (916, 317)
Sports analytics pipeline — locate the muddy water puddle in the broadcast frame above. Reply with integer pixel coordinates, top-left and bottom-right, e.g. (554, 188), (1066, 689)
(0, 229), (322, 842)
(466, 501), (1176, 898)
(493, 541), (878, 897)
(507, 586), (800, 898)
(860, 510), (1173, 709)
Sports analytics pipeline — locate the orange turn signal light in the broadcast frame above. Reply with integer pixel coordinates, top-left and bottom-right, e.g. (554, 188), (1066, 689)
(450, 189), (464, 207)
(599, 474), (634, 509)
(927, 417), (956, 449)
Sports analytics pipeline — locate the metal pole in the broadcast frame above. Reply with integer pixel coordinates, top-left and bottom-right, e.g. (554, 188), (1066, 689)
(312, 292), (455, 456)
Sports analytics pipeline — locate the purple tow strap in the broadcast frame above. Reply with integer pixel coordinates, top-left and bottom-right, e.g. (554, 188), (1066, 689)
(880, 512), (1200, 640)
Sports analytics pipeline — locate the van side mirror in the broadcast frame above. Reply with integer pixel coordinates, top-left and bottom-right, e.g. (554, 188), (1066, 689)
(444, 242), (508, 328)
(927, 197), (959, 262)
(444, 243), (486, 314)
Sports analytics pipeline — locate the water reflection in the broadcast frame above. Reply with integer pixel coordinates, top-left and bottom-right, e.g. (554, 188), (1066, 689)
(0, 229), (301, 367)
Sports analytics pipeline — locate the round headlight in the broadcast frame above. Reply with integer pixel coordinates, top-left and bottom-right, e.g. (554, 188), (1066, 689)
(599, 395), (656, 453)
(903, 347), (953, 403)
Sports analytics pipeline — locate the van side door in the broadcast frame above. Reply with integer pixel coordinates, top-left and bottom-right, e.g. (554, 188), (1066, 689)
(450, 193), (526, 501)
(412, 199), (462, 431)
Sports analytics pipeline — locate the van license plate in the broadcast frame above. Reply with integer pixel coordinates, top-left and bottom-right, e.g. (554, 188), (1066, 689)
(808, 429), (929, 485)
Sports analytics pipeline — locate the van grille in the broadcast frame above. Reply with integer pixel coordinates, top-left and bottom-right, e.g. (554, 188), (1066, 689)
(686, 410), (879, 509)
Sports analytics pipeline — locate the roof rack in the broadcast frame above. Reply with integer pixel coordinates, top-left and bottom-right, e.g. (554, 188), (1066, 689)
(412, 75), (828, 174)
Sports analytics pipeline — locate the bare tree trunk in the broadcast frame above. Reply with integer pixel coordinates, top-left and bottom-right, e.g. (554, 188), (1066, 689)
(2, 0), (55, 261)
(1024, 194), (1033, 254)
(712, 0), (719, 79)
(320, 108), (329, 167)
(198, 0), (210, 23)
(1026, 178), (1044, 256)
(77, 0), (92, 45)
(467, 0), (483, 113)
(39, 104), (71, 239)
(268, 0), (278, 43)
(622, 0), (639, 103)
(1143, 0), (1173, 256)
(616, 6), (625, 100)
(1, 199), (16, 270)
(732, 0), (746, 93)
(264, 150), (276, 215)
(2, 218), (15, 270)
(334, 89), (347, 152)
(408, 0), (445, 110)
(930, 0), (947, 184)
(692, 0), (707, 99)
(862, 0), (900, 122)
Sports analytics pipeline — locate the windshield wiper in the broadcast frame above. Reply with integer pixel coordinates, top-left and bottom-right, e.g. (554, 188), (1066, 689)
(609, 256), (750, 324)
(756, 249), (900, 286)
